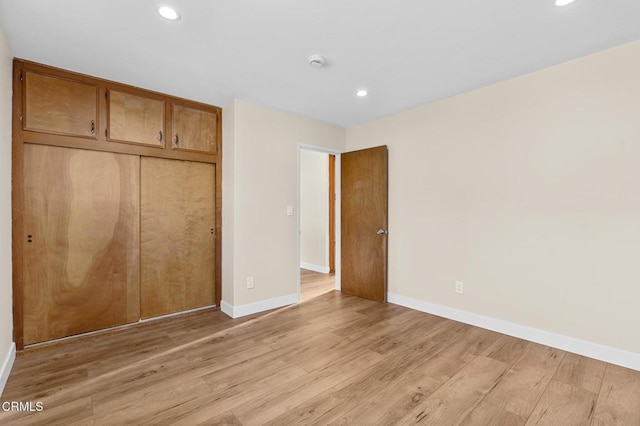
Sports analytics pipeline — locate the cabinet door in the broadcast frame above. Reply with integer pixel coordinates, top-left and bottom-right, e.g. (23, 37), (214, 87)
(23, 145), (140, 345)
(108, 90), (165, 147)
(24, 72), (98, 138)
(140, 157), (215, 318)
(172, 105), (218, 154)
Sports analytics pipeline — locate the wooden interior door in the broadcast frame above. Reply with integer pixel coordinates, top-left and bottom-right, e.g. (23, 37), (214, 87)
(23, 144), (140, 345)
(140, 157), (216, 318)
(24, 72), (98, 138)
(171, 104), (218, 154)
(107, 90), (165, 147)
(341, 146), (388, 302)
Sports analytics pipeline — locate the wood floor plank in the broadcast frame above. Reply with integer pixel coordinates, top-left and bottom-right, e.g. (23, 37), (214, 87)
(264, 344), (436, 425)
(91, 377), (212, 423)
(396, 355), (508, 424)
(460, 400), (527, 426)
(329, 367), (443, 425)
(553, 352), (606, 394)
(300, 269), (336, 302)
(415, 325), (502, 383)
(525, 380), (597, 426)
(484, 344), (565, 418)
(232, 348), (384, 425)
(483, 334), (530, 366)
(592, 364), (640, 425)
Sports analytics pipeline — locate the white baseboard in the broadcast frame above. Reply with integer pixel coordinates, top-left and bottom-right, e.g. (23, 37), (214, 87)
(300, 262), (330, 274)
(0, 342), (16, 397)
(388, 293), (640, 372)
(220, 293), (299, 319)
(220, 300), (234, 318)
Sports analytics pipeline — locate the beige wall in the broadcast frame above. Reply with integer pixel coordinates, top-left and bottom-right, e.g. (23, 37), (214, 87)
(0, 24), (14, 374)
(300, 150), (329, 271)
(223, 100), (345, 307)
(347, 40), (640, 354)
(221, 100), (236, 305)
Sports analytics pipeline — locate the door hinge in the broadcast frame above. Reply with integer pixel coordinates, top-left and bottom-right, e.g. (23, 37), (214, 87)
(20, 116), (23, 123)
(19, 72), (23, 82)
(105, 129), (108, 137)
(105, 92), (108, 100)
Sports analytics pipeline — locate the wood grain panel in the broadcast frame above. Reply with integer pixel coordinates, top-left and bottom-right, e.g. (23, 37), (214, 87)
(341, 146), (388, 302)
(140, 157), (215, 318)
(172, 104), (217, 154)
(24, 72), (98, 138)
(23, 144), (140, 345)
(108, 90), (165, 147)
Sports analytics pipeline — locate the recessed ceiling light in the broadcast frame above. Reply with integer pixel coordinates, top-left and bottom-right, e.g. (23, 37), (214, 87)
(356, 90), (368, 97)
(158, 6), (181, 21)
(555, 0), (576, 6)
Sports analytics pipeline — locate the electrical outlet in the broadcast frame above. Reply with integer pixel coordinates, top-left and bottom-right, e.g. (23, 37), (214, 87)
(246, 276), (254, 289)
(455, 281), (464, 295)
(286, 205), (294, 216)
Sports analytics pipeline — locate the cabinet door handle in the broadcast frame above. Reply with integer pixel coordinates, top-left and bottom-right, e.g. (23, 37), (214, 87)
(90, 120), (96, 134)
(158, 131), (163, 142)
(175, 134), (180, 147)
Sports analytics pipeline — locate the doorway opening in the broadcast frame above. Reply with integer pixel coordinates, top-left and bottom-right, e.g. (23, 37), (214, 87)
(298, 145), (341, 302)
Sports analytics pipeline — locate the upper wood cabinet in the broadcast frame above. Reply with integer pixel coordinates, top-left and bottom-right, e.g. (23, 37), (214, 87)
(172, 104), (218, 155)
(24, 72), (98, 138)
(17, 61), (221, 161)
(107, 90), (165, 147)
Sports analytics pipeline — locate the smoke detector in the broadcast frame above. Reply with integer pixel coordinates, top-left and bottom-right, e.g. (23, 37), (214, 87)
(308, 55), (326, 68)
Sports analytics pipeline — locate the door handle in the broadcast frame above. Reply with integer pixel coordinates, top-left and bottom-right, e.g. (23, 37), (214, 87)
(376, 229), (387, 236)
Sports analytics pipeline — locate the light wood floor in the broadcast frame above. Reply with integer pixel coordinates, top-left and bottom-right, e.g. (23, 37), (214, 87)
(300, 268), (335, 302)
(2, 275), (640, 425)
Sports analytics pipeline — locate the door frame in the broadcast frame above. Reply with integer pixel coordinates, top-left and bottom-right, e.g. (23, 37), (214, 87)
(297, 144), (342, 300)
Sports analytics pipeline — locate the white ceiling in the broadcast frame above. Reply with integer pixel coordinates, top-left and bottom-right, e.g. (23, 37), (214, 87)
(1, 0), (640, 127)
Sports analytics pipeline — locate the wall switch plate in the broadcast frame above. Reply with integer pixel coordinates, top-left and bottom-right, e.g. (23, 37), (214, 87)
(286, 205), (294, 216)
(455, 281), (464, 294)
(247, 276), (254, 289)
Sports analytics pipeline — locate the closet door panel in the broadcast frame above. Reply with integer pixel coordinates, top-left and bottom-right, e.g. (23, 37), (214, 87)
(140, 157), (215, 318)
(24, 72), (98, 138)
(23, 145), (140, 345)
(108, 90), (165, 147)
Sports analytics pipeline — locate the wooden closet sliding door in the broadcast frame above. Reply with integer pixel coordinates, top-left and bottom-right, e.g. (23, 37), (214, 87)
(140, 157), (216, 318)
(23, 145), (140, 345)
